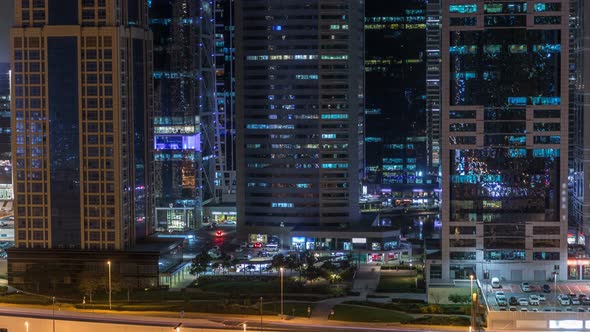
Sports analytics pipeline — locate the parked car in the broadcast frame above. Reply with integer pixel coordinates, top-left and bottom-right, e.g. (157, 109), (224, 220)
(497, 297), (508, 306)
(558, 294), (571, 305)
(529, 295), (540, 306)
(520, 307), (528, 312)
(542, 284), (551, 293)
(579, 308), (587, 312)
(509, 306), (517, 311)
(518, 298), (529, 306)
(538, 294), (546, 302)
(509, 296), (518, 306)
(521, 282), (531, 292)
(572, 297), (581, 305)
(566, 307), (575, 312)
(495, 291), (505, 298)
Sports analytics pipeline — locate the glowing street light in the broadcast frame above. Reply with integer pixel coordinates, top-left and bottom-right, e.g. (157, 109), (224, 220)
(107, 260), (112, 310)
(243, 323), (247, 332)
(24, 321), (28, 332)
(280, 267), (284, 320)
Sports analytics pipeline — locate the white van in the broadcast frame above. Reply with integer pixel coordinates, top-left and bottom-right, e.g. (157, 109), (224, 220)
(491, 277), (501, 288)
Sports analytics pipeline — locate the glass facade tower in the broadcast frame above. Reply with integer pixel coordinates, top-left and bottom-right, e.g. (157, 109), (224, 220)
(149, 0), (216, 230)
(11, 0), (154, 250)
(432, 1), (569, 282)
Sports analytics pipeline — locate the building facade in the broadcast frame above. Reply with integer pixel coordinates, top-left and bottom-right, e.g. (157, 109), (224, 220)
(426, 0), (442, 171)
(214, 0), (237, 205)
(149, 0), (216, 230)
(0, 63), (12, 201)
(11, 0), (154, 250)
(364, 0), (429, 185)
(431, 1), (569, 282)
(235, 0), (365, 242)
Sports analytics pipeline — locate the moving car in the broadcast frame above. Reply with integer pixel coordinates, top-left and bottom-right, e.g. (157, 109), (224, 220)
(491, 277), (501, 288)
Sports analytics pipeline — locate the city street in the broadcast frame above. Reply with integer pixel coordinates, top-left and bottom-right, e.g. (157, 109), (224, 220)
(0, 306), (468, 332)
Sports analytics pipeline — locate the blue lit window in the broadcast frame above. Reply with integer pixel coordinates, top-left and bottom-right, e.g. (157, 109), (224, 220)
(533, 44), (560, 53)
(508, 97), (527, 105)
(321, 114), (349, 119)
(533, 148), (560, 158)
(322, 163), (348, 169)
(449, 4), (477, 13)
(272, 25), (283, 31)
(272, 202), (293, 208)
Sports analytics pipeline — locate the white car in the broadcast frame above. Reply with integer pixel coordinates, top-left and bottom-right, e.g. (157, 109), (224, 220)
(521, 282), (531, 292)
(538, 294), (546, 302)
(518, 298), (529, 306)
(495, 291), (505, 298)
(558, 294), (571, 305)
(572, 297), (581, 305)
(529, 295), (540, 306)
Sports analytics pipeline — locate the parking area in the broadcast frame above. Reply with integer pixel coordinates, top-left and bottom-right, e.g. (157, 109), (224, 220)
(485, 282), (590, 312)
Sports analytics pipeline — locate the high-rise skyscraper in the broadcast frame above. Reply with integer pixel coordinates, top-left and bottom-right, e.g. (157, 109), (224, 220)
(213, 0), (237, 204)
(0, 63), (12, 201)
(149, 0), (216, 230)
(11, 0), (153, 250)
(364, 1), (429, 186)
(235, 0), (365, 241)
(571, 0), (590, 251)
(429, 1), (569, 282)
(426, 0), (441, 171)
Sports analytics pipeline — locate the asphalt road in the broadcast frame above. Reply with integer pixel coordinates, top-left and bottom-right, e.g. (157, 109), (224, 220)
(0, 306), (462, 332)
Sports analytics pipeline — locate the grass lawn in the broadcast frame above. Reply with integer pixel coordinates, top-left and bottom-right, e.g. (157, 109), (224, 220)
(376, 276), (424, 293)
(332, 304), (412, 323)
(0, 293), (52, 305)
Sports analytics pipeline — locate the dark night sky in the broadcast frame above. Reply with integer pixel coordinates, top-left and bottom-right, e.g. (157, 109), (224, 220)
(0, 1), (14, 63)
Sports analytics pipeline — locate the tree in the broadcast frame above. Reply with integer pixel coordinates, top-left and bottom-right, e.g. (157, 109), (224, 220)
(78, 271), (102, 303)
(190, 250), (211, 278)
(219, 253), (238, 273)
(270, 253), (286, 271)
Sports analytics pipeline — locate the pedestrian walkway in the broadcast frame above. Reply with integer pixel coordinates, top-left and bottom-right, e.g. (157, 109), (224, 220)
(307, 263), (382, 319)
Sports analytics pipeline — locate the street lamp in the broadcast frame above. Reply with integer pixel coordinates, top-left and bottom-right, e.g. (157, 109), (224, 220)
(259, 296), (263, 332)
(24, 321), (28, 332)
(469, 275), (474, 296)
(107, 260), (112, 310)
(243, 323), (247, 332)
(280, 267), (284, 320)
(174, 323), (182, 332)
(52, 296), (56, 332)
